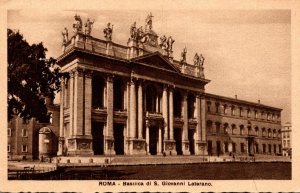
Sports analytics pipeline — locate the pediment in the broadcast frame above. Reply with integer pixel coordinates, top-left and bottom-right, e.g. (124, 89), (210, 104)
(132, 52), (180, 73)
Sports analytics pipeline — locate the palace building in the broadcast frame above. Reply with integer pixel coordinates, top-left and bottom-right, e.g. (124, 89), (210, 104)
(8, 13), (283, 160)
(55, 13), (282, 157)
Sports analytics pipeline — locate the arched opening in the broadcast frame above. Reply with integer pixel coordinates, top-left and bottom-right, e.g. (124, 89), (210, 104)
(240, 125), (244, 135)
(187, 93), (195, 118)
(224, 123), (229, 134)
(173, 90), (182, 117)
(231, 124), (236, 135)
(92, 75), (105, 109)
(113, 77), (125, 111)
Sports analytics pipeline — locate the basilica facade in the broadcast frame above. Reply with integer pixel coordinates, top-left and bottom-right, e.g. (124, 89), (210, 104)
(54, 13), (282, 157)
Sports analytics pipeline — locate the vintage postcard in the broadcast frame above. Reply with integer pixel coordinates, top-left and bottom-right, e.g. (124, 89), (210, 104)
(0, 0), (299, 192)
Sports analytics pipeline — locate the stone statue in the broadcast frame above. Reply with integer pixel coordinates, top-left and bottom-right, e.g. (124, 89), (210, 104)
(137, 26), (146, 43)
(73, 14), (83, 34)
(84, 18), (94, 36)
(62, 27), (68, 44)
(159, 35), (168, 50)
(193, 53), (200, 66)
(130, 21), (137, 40)
(199, 54), (205, 66)
(145, 12), (153, 31)
(167, 36), (175, 52)
(103, 22), (113, 41)
(180, 47), (187, 63)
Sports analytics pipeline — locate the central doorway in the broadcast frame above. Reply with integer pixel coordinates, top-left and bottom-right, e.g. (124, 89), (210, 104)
(149, 127), (158, 155)
(92, 121), (104, 155)
(174, 128), (183, 155)
(113, 123), (124, 155)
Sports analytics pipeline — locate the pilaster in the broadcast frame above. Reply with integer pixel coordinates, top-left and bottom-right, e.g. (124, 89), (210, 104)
(105, 74), (115, 155)
(182, 91), (190, 155)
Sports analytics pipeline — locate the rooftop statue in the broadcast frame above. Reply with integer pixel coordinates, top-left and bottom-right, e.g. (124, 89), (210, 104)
(73, 14), (83, 34)
(62, 27), (68, 44)
(159, 35), (168, 50)
(180, 47), (187, 63)
(84, 18), (94, 36)
(193, 53), (205, 66)
(137, 26), (147, 43)
(167, 36), (175, 52)
(130, 22), (138, 40)
(145, 12), (154, 31)
(103, 22), (113, 41)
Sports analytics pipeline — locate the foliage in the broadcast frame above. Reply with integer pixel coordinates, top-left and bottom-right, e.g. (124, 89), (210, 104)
(7, 29), (65, 121)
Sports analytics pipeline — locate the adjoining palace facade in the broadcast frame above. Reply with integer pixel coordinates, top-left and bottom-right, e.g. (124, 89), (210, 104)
(53, 13), (283, 157)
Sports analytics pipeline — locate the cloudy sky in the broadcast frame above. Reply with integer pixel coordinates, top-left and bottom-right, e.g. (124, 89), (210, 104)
(7, 9), (291, 123)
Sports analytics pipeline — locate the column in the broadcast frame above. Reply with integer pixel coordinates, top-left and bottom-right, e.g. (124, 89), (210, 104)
(129, 80), (137, 139)
(146, 120), (150, 154)
(84, 70), (92, 136)
(73, 68), (84, 136)
(69, 72), (74, 137)
(162, 85), (169, 141)
(106, 75), (114, 137)
(138, 81), (143, 139)
(169, 87), (174, 140)
(195, 94), (201, 155)
(200, 95), (206, 141)
(182, 91), (190, 155)
(158, 124), (162, 155)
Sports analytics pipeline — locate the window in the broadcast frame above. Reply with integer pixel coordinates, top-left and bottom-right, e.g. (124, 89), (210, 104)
(215, 103), (220, 114)
(216, 122), (221, 134)
(279, 145), (282, 153)
(261, 111), (265, 119)
(287, 140), (290, 148)
(273, 144), (276, 154)
(287, 132), (290, 138)
(283, 132), (286, 138)
(263, 144), (266, 153)
(22, 145), (28, 152)
(22, 129), (28, 137)
(232, 143), (236, 152)
(241, 143), (245, 153)
(262, 128), (266, 137)
(8, 128), (11, 136)
(273, 130), (276, 138)
(247, 109), (251, 118)
(224, 142), (228, 152)
(268, 144), (272, 153)
(8, 145), (10, 152)
(207, 101), (211, 113)
(206, 121), (212, 133)
(284, 140), (287, 148)
(239, 107), (243, 117)
(255, 127), (259, 136)
(255, 111), (258, 119)
(231, 106), (235, 116)
(224, 123), (229, 134)
(240, 125), (244, 135)
(231, 124), (236, 135)
(223, 104), (227, 114)
(268, 129), (271, 137)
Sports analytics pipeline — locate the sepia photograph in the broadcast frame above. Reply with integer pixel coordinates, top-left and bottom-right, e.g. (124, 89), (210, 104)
(1, 0), (300, 192)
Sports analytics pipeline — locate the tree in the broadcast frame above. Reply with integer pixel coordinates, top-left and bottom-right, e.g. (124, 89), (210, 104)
(7, 29), (65, 121)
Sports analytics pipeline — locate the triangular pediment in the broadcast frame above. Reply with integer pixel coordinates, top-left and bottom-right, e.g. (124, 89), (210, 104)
(132, 52), (180, 73)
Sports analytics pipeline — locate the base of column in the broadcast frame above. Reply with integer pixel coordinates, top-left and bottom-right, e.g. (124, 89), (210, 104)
(57, 137), (65, 156)
(164, 140), (177, 155)
(104, 137), (116, 155)
(195, 140), (208, 156)
(66, 136), (94, 156)
(127, 138), (147, 155)
(182, 140), (190, 155)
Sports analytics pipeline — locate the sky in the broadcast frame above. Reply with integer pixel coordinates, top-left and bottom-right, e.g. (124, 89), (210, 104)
(7, 9), (291, 124)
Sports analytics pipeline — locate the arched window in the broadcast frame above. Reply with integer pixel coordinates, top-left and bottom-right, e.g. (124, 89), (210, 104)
(240, 125), (244, 135)
(206, 120), (213, 133)
(255, 127), (259, 136)
(268, 128), (271, 137)
(223, 104), (227, 115)
(231, 124), (236, 135)
(255, 110), (258, 119)
(247, 109), (251, 118)
(215, 103), (220, 114)
(231, 106), (235, 116)
(216, 122), (221, 134)
(239, 107), (243, 117)
(224, 123), (229, 134)
(273, 129), (276, 138)
(262, 128), (266, 137)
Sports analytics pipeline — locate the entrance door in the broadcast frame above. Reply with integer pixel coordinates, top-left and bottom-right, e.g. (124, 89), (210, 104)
(92, 122), (104, 155)
(113, 123), (124, 155)
(174, 128), (183, 155)
(188, 129), (195, 155)
(149, 127), (158, 155)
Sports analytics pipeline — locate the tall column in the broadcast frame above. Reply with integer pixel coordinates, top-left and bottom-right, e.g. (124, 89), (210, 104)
(69, 72), (74, 137)
(158, 124), (162, 155)
(146, 120), (150, 154)
(138, 81), (143, 139)
(169, 87), (174, 140)
(162, 85), (169, 141)
(182, 91), (190, 155)
(129, 79), (137, 138)
(73, 69), (84, 136)
(200, 95), (207, 141)
(84, 71), (92, 136)
(105, 75), (115, 155)
(195, 94), (201, 155)
(58, 80), (65, 155)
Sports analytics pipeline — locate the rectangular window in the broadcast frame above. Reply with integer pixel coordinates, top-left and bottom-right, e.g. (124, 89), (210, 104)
(8, 145), (10, 152)
(263, 144), (266, 153)
(22, 145), (28, 152)
(247, 110), (251, 118)
(279, 145), (282, 153)
(224, 142), (228, 152)
(268, 144), (272, 153)
(255, 111), (258, 119)
(241, 143), (244, 153)
(22, 129), (28, 137)
(273, 144), (276, 154)
(239, 108), (243, 117)
(8, 128), (11, 136)
(232, 143), (236, 152)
